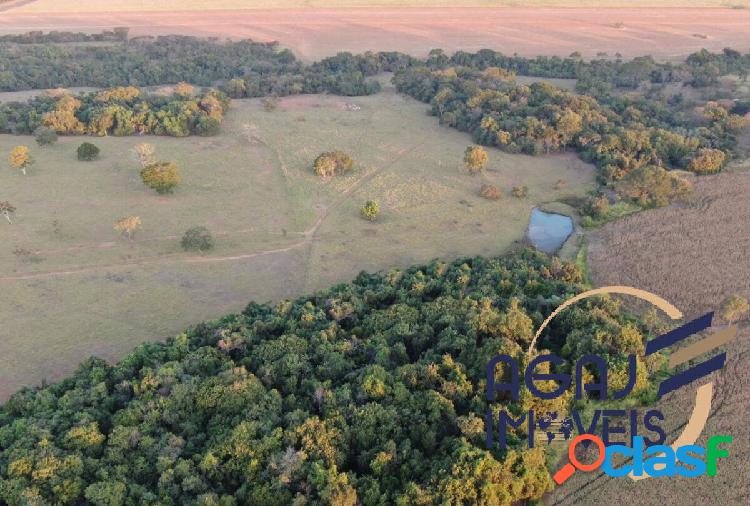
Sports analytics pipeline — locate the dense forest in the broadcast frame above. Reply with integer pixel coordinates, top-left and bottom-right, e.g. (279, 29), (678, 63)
(0, 85), (230, 137)
(0, 251), (660, 505)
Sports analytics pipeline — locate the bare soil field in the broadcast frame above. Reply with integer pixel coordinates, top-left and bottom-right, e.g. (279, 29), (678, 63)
(0, 84), (594, 400)
(3, 1), (745, 12)
(554, 171), (750, 505)
(1, 7), (750, 61)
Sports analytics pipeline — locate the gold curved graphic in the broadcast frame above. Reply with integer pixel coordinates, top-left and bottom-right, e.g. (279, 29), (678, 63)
(529, 285), (713, 482)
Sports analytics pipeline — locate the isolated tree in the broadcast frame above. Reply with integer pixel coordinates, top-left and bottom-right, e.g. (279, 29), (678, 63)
(9, 146), (32, 175)
(0, 201), (16, 223)
(719, 295), (750, 324)
(479, 184), (501, 200)
(314, 154), (337, 178)
(77, 142), (100, 161)
(512, 185), (528, 198)
(34, 126), (58, 146)
(135, 143), (156, 168)
(141, 161), (180, 194)
(114, 216), (141, 240)
(181, 226), (214, 252)
(464, 145), (488, 174)
(360, 200), (380, 221)
(313, 151), (354, 178)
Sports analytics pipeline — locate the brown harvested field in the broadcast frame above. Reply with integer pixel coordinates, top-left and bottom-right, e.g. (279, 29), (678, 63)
(2, 7), (750, 61)
(553, 171), (750, 505)
(587, 171), (750, 319)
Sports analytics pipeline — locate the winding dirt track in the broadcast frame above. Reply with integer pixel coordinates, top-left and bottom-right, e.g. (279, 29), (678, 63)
(1, 7), (750, 61)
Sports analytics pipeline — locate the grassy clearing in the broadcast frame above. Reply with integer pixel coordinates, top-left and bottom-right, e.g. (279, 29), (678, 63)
(0, 84), (595, 399)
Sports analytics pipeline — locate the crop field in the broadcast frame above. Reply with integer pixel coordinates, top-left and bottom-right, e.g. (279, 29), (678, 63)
(2, 5), (750, 61)
(0, 83), (595, 399)
(2, 1), (746, 11)
(548, 171), (750, 505)
(587, 171), (750, 319)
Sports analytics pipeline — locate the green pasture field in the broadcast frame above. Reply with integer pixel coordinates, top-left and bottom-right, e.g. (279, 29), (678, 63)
(0, 83), (595, 399)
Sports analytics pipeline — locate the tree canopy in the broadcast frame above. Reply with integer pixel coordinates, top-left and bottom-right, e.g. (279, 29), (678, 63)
(0, 87), (230, 138)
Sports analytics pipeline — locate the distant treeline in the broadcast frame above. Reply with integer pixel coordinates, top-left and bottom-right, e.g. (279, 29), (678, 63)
(2, 31), (748, 98)
(0, 31), (748, 154)
(0, 85), (230, 137)
(0, 33), (397, 97)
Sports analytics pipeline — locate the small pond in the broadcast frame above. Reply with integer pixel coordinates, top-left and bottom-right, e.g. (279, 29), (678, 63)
(527, 208), (574, 254)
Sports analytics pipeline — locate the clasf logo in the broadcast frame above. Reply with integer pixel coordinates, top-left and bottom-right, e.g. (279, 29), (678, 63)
(553, 434), (733, 484)
(485, 286), (736, 484)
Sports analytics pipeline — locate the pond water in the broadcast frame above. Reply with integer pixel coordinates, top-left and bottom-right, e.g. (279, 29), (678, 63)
(527, 208), (574, 254)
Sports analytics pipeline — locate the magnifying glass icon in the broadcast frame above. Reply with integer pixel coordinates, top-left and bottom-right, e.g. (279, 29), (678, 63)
(553, 434), (606, 485)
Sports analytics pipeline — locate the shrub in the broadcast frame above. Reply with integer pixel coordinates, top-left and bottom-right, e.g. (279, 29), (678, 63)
(719, 295), (749, 324)
(262, 96), (279, 111)
(113, 216), (141, 240)
(0, 200), (16, 223)
(77, 142), (100, 161)
(34, 126), (58, 146)
(512, 185), (528, 198)
(9, 145), (33, 175)
(360, 200), (379, 221)
(479, 184), (501, 200)
(463, 145), (488, 174)
(140, 161), (180, 194)
(582, 194), (610, 219)
(313, 151), (355, 177)
(181, 226), (215, 252)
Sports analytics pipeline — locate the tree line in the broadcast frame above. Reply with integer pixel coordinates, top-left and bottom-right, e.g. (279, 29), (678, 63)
(0, 33), (399, 97)
(0, 250), (660, 505)
(0, 85), (230, 137)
